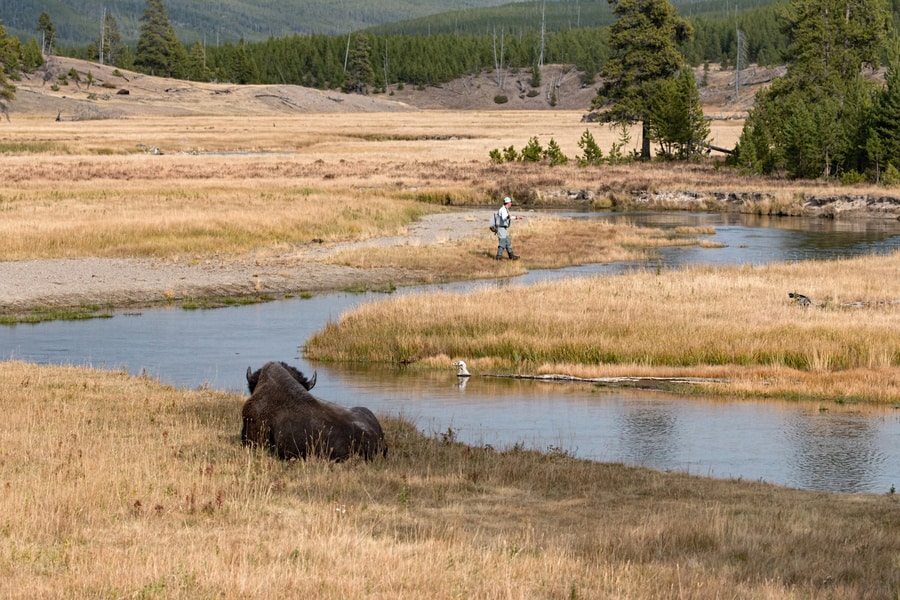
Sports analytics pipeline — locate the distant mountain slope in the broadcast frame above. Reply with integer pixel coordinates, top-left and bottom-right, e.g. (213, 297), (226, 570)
(1, 0), (785, 49)
(0, 0), (524, 47)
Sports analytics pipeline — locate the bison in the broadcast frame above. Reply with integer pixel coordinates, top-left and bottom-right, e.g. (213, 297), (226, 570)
(241, 361), (387, 461)
(246, 361), (316, 394)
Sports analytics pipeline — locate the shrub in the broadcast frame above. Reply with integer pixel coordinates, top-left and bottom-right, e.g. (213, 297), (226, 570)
(526, 89), (539, 98)
(839, 170), (867, 185)
(502, 145), (519, 162)
(521, 137), (543, 162)
(489, 148), (503, 164)
(883, 163), (900, 187)
(543, 138), (568, 166)
(577, 129), (604, 166)
(493, 94), (508, 104)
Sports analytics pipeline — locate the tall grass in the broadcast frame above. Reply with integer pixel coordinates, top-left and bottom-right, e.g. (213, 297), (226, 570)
(1, 361), (897, 598)
(307, 251), (900, 404)
(0, 113), (888, 262)
(323, 216), (716, 281)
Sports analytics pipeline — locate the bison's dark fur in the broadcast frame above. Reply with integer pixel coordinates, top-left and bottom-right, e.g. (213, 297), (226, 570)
(246, 361), (316, 394)
(241, 361), (387, 461)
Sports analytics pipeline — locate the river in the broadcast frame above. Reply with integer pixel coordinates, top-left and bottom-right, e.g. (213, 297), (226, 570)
(5, 211), (900, 494)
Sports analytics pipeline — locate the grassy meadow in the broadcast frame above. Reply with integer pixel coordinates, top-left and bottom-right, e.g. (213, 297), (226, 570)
(1, 360), (898, 599)
(0, 111), (873, 263)
(308, 250), (900, 406)
(3, 111), (900, 597)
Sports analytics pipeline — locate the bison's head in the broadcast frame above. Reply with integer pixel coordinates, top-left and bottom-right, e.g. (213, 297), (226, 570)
(246, 362), (317, 394)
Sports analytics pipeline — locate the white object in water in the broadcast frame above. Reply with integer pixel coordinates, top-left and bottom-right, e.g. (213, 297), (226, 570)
(452, 361), (471, 377)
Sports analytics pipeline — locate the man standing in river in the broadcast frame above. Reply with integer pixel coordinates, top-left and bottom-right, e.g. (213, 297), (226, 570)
(495, 196), (521, 260)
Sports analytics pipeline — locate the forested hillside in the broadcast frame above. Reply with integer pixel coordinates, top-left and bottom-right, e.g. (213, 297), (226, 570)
(1, 0), (800, 52)
(0, 0), (520, 47)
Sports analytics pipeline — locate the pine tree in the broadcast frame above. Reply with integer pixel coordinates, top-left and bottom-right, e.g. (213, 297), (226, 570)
(229, 39), (258, 84)
(98, 13), (126, 68)
(590, 0), (693, 160)
(872, 39), (900, 173)
(0, 20), (17, 121)
(185, 41), (213, 82)
(678, 67), (710, 158)
(734, 0), (891, 178)
(344, 35), (375, 94)
(20, 37), (44, 74)
(37, 12), (55, 55)
(134, 0), (187, 78)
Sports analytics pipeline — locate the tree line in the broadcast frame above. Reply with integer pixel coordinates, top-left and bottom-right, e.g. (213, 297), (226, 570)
(2, 0), (900, 181)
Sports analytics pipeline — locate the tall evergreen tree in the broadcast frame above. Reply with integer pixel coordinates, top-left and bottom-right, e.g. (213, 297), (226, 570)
(37, 12), (55, 55)
(0, 20), (17, 121)
(184, 41), (213, 82)
(344, 35), (375, 94)
(134, 0), (187, 78)
(98, 13), (126, 68)
(649, 68), (710, 159)
(590, 0), (693, 159)
(872, 38), (900, 174)
(20, 37), (44, 74)
(734, 0), (891, 178)
(229, 39), (258, 84)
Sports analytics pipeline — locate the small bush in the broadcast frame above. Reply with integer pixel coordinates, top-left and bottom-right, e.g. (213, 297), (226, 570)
(883, 163), (900, 187)
(839, 170), (867, 185)
(521, 137), (543, 162)
(502, 145), (519, 162)
(526, 89), (539, 98)
(493, 95), (508, 104)
(543, 138), (568, 166)
(489, 148), (504, 164)
(577, 129), (604, 167)
(101, 81), (117, 89)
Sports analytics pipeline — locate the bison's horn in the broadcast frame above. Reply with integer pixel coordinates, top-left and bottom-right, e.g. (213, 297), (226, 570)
(307, 371), (317, 390)
(246, 366), (253, 381)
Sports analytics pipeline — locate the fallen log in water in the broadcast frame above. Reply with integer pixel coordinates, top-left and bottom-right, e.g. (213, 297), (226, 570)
(485, 373), (730, 391)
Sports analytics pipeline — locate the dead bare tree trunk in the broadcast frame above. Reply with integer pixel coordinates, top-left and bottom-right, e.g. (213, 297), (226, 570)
(493, 28), (506, 90)
(538, 0), (546, 68)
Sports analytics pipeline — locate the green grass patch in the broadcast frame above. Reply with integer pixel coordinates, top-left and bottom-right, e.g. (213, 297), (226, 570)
(0, 141), (69, 154)
(0, 304), (113, 325)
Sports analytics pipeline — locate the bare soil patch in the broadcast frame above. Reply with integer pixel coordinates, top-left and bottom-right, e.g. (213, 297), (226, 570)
(0, 211), (487, 314)
(10, 56), (773, 119)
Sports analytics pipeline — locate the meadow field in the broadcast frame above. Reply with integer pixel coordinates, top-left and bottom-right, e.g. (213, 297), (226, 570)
(1, 360), (898, 599)
(2, 91), (900, 597)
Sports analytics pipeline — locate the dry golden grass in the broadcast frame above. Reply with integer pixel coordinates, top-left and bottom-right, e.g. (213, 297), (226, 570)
(0, 112), (889, 264)
(324, 216), (716, 281)
(5, 96), (900, 598)
(1, 360), (897, 599)
(307, 251), (900, 405)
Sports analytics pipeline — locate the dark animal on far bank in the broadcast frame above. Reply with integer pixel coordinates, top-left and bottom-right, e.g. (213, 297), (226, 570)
(241, 361), (387, 461)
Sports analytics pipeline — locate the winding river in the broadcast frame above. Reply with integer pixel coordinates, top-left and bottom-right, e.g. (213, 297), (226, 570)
(5, 211), (900, 494)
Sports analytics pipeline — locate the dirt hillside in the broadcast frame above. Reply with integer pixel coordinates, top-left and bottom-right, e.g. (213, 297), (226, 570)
(8, 55), (777, 119)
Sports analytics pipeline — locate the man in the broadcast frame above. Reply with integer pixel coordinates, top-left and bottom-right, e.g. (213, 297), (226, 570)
(495, 196), (521, 260)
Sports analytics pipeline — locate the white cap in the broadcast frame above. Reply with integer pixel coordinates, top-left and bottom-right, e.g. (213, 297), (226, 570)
(504, 197), (512, 204)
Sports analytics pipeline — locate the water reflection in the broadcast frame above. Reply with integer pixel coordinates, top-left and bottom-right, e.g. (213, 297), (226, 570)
(5, 212), (900, 494)
(617, 400), (679, 470)
(785, 412), (889, 493)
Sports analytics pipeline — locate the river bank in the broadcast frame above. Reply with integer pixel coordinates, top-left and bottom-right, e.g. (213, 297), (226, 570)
(4, 191), (900, 323)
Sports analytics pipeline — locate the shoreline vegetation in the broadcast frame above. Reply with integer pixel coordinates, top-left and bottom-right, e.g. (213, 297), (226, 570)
(308, 250), (900, 407)
(3, 109), (900, 596)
